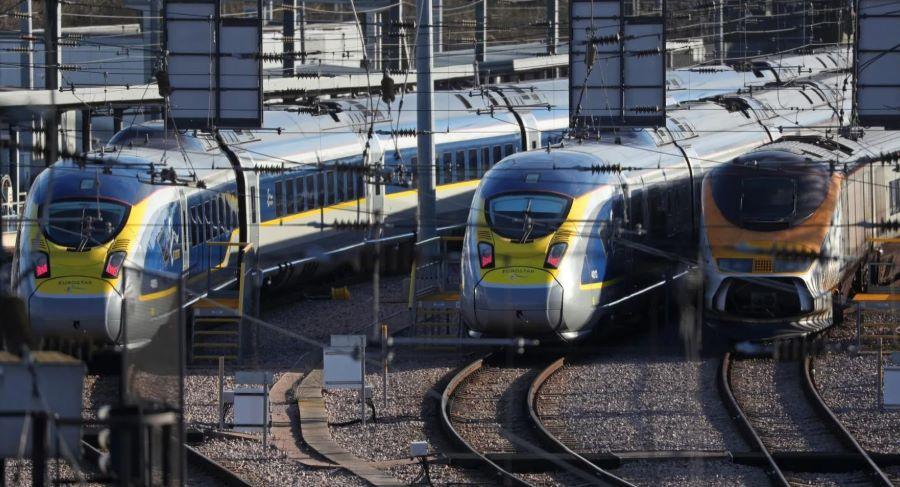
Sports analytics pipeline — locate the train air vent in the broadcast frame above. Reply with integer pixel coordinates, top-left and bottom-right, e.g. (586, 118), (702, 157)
(552, 229), (573, 245)
(752, 259), (773, 273)
(111, 239), (130, 253)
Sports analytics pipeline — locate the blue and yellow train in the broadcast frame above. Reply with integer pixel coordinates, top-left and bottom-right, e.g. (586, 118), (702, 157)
(11, 49), (848, 348)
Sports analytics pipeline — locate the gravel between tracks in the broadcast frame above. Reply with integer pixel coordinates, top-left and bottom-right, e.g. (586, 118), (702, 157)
(730, 357), (844, 453)
(191, 436), (367, 486)
(813, 351), (900, 454)
(536, 351), (748, 453)
(611, 459), (769, 487)
(446, 360), (596, 486)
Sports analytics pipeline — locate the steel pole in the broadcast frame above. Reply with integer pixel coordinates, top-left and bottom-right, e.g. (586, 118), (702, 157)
(475, 0), (486, 66)
(433, 0), (442, 53)
(416, 0), (437, 263)
(283, 0), (296, 76)
(20, 0), (33, 89)
(299, 1), (306, 64)
(718, 0), (725, 63)
(546, 0), (558, 55)
(43, 0), (60, 166)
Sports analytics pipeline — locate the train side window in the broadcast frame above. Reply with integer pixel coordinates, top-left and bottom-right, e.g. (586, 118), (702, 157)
(250, 187), (257, 224)
(286, 178), (295, 214)
(504, 144), (514, 157)
(456, 150), (466, 182)
(481, 147), (490, 175)
(293, 176), (306, 213)
(410, 156), (418, 185)
(532, 140), (537, 149)
(220, 198), (229, 231)
(468, 149), (478, 180)
(337, 171), (346, 202)
(891, 179), (900, 214)
(492, 146), (502, 165)
(203, 200), (212, 242)
(275, 181), (285, 217)
(211, 197), (220, 236)
(306, 174), (316, 209)
(190, 206), (200, 246)
(443, 152), (453, 184)
(317, 172), (326, 207)
(348, 173), (356, 200)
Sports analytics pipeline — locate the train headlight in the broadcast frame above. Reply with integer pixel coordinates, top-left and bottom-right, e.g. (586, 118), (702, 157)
(102, 251), (127, 279)
(544, 242), (567, 269)
(773, 259), (811, 273)
(34, 252), (50, 279)
(478, 242), (494, 269)
(717, 258), (752, 273)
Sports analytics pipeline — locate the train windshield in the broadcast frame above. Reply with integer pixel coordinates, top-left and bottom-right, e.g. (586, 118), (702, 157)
(40, 199), (129, 249)
(740, 177), (796, 222)
(487, 193), (570, 241)
(711, 152), (831, 231)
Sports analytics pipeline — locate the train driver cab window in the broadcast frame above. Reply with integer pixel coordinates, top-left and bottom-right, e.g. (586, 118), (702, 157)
(468, 149), (478, 180)
(39, 199), (129, 249)
(486, 193), (571, 241)
(492, 146), (502, 165)
(740, 177), (796, 223)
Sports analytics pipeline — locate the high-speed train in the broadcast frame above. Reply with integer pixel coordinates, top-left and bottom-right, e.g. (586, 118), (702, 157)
(459, 70), (850, 340)
(701, 132), (900, 339)
(11, 49), (847, 348)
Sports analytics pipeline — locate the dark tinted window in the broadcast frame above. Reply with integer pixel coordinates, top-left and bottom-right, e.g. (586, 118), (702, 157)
(286, 178), (295, 213)
(41, 199), (129, 249)
(710, 151), (830, 231)
(481, 148), (490, 175)
(443, 153), (453, 184)
(504, 144), (514, 157)
(294, 178), (304, 211)
(203, 200), (212, 241)
(493, 146), (502, 165)
(468, 149), (478, 179)
(456, 151), (466, 182)
(317, 173), (325, 207)
(275, 181), (285, 217)
(337, 172), (346, 202)
(486, 193), (571, 241)
(306, 175), (316, 209)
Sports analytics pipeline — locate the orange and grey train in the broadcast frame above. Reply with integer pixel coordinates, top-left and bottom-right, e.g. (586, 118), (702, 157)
(460, 72), (850, 341)
(701, 132), (900, 340)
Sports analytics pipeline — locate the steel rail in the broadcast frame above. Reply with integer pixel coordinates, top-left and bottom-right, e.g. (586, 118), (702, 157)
(185, 443), (253, 487)
(801, 355), (894, 486)
(527, 356), (637, 487)
(441, 354), (535, 487)
(439, 354), (535, 487)
(718, 352), (790, 487)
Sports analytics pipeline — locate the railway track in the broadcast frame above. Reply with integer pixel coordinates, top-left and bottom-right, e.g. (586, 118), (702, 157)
(439, 351), (632, 486)
(185, 443), (252, 487)
(720, 351), (893, 487)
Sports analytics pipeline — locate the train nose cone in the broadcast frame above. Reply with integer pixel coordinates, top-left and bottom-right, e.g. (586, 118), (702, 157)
(473, 269), (564, 336)
(28, 278), (122, 343)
